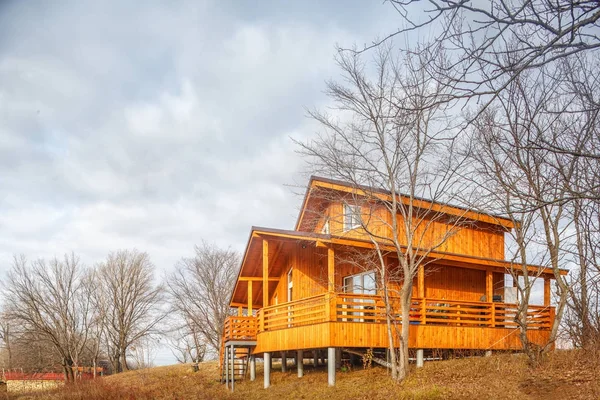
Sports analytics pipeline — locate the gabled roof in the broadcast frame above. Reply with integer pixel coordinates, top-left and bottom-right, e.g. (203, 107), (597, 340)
(228, 227), (331, 308)
(295, 176), (515, 232)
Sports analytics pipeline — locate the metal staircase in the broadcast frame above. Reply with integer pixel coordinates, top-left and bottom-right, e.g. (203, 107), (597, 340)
(219, 342), (250, 383)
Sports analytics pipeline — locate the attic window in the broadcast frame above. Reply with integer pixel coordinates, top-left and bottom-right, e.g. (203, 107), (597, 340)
(343, 204), (361, 231)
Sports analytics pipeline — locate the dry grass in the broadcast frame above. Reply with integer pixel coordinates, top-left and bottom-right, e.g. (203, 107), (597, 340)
(9, 349), (600, 400)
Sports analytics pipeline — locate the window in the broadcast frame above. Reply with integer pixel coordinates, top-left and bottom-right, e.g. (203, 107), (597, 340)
(343, 204), (361, 231)
(287, 268), (293, 302)
(343, 270), (376, 295)
(287, 268), (294, 326)
(342, 270), (376, 322)
(321, 219), (330, 234)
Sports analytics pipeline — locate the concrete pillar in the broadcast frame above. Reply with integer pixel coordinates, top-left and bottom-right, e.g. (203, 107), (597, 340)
(230, 345), (235, 391)
(313, 350), (318, 368)
(485, 350), (492, 357)
(224, 344), (229, 386)
(281, 351), (287, 372)
(264, 353), (271, 389)
(416, 349), (424, 368)
(250, 355), (256, 381)
(297, 350), (304, 378)
(328, 347), (336, 386)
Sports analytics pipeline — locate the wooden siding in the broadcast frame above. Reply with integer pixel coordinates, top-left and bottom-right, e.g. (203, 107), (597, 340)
(268, 244), (329, 306)
(311, 200), (505, 260)
(424, 265), (504, 302)
(289, 246), (500, 303)
(254, 323), (550, 353)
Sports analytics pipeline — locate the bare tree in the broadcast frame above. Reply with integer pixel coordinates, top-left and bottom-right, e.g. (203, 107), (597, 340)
(565, 196), (600, 347)
(166, 242), (239, 356)
(369, 1), (600, 100)
(2, 254), (93, 381)
(466, 61), (585, 360)
(96, 249), (165, 373)
(356, 1), (600, 184)
(297, 44), (470, 382)
(166, 323), (206, 370)
(129, 336), (158, 370)
(86, 268), (107, 378)
(0, 312), (13, 370)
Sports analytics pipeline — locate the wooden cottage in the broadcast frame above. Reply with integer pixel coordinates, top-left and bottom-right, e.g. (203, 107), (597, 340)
(220, 176), (564, 389)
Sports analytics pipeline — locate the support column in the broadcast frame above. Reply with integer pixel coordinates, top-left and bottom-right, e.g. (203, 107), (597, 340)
(418, 264), (425, 298)
(281, 351), (287, 372)
(485, 350), (492, 357)
(313, 350), (318, 368)
(224, 343), (229, 386)
(263, 239), (269, 307)
(230, 345), (235, 391)
(327, 247), (335, 292)
(248, 280), (253, 315)
(486, 270), (493, 302)
(544, 277), (551, 306)
(297, 350), (304, 378)
(328, 347), (336, 387)
(416, 349), (424, 368)
(264, 352), (271, 389)
(250, 355), (256, 381)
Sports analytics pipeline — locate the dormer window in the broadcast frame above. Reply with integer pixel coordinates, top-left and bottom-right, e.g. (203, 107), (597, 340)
(343, 204), (361, 231)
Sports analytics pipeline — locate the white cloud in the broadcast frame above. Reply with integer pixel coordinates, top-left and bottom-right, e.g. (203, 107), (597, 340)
(0, 0), (402, 364)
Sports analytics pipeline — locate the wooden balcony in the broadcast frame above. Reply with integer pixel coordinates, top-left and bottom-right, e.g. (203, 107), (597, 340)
(249, 293), (554, 353)
(223, 316), (258, 343)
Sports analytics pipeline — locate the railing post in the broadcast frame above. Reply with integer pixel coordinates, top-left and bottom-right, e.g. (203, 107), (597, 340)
(259, 310), (265, 332)
(325, 293), (332, 321)
(330, 293), (337, 322)
(421, 298), (426, 325)
(491, 302), (496, 328)
(457, 304), (461, 326)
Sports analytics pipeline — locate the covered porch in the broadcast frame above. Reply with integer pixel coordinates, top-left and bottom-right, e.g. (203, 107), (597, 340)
(222, 227), (563, 388)
(223, 292), (554, 353)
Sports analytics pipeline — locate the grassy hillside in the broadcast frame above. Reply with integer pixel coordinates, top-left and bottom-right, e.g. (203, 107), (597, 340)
(11, 348), (600, 400)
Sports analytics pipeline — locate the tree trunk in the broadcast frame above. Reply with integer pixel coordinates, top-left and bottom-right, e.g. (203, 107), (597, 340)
(112, 351), (122, 373)
(397, 287), (412, 381)
(62, 357), (74, 382)
(120, 349), (129, 372)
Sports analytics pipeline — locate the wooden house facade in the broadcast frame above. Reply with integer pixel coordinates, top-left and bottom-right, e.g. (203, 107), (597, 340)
(220, 177), (564, 389)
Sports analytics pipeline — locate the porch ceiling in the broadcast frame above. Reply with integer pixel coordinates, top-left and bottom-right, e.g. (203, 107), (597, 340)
(230, 229), (327, 308)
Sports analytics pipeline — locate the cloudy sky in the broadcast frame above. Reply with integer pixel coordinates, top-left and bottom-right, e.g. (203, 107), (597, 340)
(0, 1), (407, 270)
(0, 0), (411, 363)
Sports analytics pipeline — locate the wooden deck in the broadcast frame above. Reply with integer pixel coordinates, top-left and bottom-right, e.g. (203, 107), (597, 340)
(222, 293), (554, 354)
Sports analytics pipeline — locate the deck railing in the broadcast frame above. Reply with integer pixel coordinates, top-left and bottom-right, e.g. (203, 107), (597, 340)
(259, 294), (329, 331)
(223, 315), (258, 342)
(256, 293), (554, 333)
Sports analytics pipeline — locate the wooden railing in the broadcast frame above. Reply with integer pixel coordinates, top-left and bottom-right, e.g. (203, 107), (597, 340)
(256, 293), (554, 332)
(223, 316), (258, 342)
(260, 294), (329, 331)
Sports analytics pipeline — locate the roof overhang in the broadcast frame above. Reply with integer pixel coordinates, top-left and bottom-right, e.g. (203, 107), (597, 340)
(229, 226), (568, 308)
(295, 176), (516, 232)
